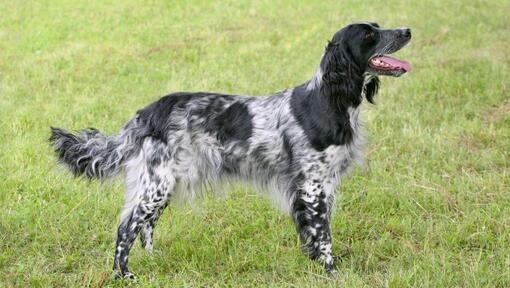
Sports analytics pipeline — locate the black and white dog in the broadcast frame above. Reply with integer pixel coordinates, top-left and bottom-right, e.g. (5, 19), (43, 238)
(50, 22), (411, 278)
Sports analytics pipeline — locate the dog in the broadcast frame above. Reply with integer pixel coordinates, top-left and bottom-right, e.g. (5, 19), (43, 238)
(49, 22), (411, 278)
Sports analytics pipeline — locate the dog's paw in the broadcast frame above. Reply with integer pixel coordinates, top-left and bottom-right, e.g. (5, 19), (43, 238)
(123, 272), (137, 280)
(113, 270), (137, 281)
(326, 267), (339, 278)
(325, 256), (340, 277)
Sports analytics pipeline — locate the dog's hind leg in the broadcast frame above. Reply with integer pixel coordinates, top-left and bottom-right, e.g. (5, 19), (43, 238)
(139, 201), (169, 252)
(290, 176), (336, 274)
(113, 150), (176, 279)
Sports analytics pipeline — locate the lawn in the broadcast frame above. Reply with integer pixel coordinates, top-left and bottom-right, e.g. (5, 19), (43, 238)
(1, 0), (509, 287)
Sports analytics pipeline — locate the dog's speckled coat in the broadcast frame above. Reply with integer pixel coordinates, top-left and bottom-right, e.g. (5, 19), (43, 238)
(50, 22), (411, 278)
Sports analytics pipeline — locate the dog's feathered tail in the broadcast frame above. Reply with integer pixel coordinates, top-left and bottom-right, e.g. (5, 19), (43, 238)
(49, 124), (140, 180)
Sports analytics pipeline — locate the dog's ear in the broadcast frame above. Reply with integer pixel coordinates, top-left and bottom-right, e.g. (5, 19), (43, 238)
(364, 76), (379, 104)
(320, 42), (362, 108)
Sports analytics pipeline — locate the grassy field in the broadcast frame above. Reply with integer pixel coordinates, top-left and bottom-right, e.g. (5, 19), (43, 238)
(1, 0), (509, 286)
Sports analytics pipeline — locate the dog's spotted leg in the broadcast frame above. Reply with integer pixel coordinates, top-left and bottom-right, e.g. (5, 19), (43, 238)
(291, 177), (336, 274)
(113, 206), (146, 279)
(113, 158), (175, 279)
(139, 201), (169, 251)
(113, 194), (171, 278)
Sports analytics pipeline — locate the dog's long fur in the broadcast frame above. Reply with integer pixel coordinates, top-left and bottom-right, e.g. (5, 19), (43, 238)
(50, 22), (411, 278)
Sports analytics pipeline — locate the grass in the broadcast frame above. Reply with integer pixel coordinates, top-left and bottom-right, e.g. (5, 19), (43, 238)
(0, 0), (509, 286)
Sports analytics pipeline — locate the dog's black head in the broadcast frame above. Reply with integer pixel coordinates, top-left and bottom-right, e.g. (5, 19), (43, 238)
(319, 22), (412, 105)
(328, 22), (412, 77)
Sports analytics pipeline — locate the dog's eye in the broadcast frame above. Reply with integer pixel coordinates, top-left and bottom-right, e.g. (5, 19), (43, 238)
(364, 31), (375, 39)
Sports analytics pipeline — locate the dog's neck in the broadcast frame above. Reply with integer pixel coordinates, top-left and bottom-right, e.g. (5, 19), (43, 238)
(289, 68), (369, 151)
(305, 66), (367, 110)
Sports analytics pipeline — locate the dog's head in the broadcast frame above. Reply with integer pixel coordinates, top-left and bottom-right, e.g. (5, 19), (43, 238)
(319, 22), (412, 104)
(328, 22), (412, 77)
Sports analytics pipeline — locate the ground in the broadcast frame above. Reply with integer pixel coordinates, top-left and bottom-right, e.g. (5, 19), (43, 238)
(0, 0), (509, 287)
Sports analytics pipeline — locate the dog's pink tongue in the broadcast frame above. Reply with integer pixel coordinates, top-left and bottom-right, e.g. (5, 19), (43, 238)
(379, 55), (412, 72)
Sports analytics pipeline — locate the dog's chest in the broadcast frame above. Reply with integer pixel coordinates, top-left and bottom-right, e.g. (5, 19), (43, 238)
(322, 107), (365, 175)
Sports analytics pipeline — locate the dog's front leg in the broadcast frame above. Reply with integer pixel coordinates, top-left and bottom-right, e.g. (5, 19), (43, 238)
(291, 177), (336, 273)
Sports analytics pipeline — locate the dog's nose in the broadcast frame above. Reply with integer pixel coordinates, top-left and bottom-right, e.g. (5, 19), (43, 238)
(400, 28), (412, 39)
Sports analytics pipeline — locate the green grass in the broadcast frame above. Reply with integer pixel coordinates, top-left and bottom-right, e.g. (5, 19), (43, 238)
(1, 0), (509, 286)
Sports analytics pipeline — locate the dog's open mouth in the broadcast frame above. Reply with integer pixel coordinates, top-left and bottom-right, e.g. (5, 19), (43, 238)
(369, 55), (411, 76)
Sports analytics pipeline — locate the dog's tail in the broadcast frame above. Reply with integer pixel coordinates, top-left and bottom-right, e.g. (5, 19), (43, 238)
(49, 123), (140, 180)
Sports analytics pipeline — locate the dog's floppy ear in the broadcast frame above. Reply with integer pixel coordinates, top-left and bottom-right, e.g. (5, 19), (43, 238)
(364, 76), (379, 104)
(320, 41), (362, 108)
